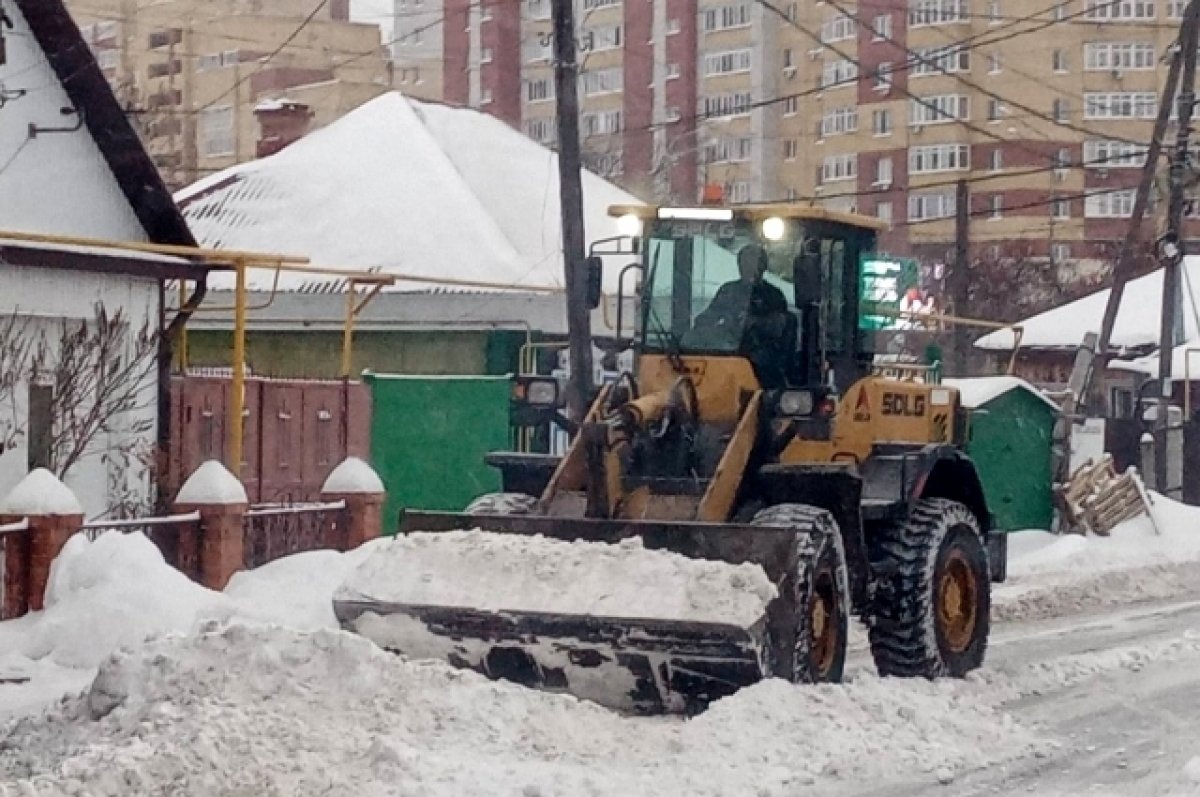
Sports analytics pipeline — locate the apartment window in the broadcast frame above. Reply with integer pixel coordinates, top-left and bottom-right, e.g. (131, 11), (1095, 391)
(786, 188), (799, 201)
(877, 201), (894, 223)
(197, 53), (222, 71)
(666, 17), (682, 33)
(784, 139), (799, 160)
(873, 108), (893, 135)
(583, 0), (621, 9)
(1169, 0), (1185, 16)
(1084, 92), (1157, 119)
(1052, 243), (1072, 262)
(909, 0), (968, 27)
(912, 45), (970, 76)
(666, 106), (682, 122)
(480, 47), (493, 63)
(822, 58), (859, 88)
(409, 27), (424, 45)
(1084, 139), (1149, 167)
(1085, 188), (1137, 217)
(581, 110), (623, 136)
(1084, 0), (1154, 19)
(989, 148), (1003, 170)
(524, 38), (553, 62)
(481, 4), (493, 20)
(1052, 198), (1071, 218)
(702, 92), (753, 117)
(1054, 0), (1070, 18)
(729, 181), (751, 202)
(821, 12), (857, 42)
(735, 137), (754, 161)
(908, 189), (957, 220)
(989, 195), (1004, 219)
(821, 106), (859, 136)
(876, 156), (894, 185)
(783, 96), (798, 115)
(783, 48), (794, 69)
(702, 3), (752, 31)
(1053, 97), (1070, 122)
(988, 98), (1004, 120)
(821, 153), (858, 183)
(705, 49), (753, 76)
(585, 24), (623, 50)
(526, 78), (554, 102)
(1084, 42), (1156, 71)
(910, 94), (969, 125)
(909, 143), (970, 173)
(987, 54), (1002, 74)
(1053, 50), (1068, 72)
(526, 0), (552, 20)
(872, 14), (893, 38)
(787, 2), (798, 20)
(667, 62), (682, 79)
(481, 88), (493, 104)
(987, 0), (1002, 21)
(875, 62), (894, 90)
(580, 67), (623, 95)
(200, 106), (234, 158)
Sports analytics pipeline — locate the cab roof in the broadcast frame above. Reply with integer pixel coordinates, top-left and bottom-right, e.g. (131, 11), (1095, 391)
(608, 203), (890, 232)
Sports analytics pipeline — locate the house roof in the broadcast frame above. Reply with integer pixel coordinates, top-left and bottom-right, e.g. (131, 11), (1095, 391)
(0, 238), (206, 281)
(175, 92), (643, 293)
(14, 0), (195, 248)
(974, 257), (1200, 353)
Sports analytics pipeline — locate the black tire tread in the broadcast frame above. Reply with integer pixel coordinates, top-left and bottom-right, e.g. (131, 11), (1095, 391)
(867, 498), (990, 679)
(463, 492), (538, 516)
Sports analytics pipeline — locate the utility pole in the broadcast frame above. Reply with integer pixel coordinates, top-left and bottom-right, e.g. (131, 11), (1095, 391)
(1154, 0), (1200, 492)
(950, 178), (970, 375)
(1096, 47), (1185, 365)
(551, 0), (594, 421)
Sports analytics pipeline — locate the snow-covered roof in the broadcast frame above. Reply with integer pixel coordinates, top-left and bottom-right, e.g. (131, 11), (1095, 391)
(974, 257), (1200, 352)
(944, 376), (1061, 412)
(1108, 343), (1200, 380)
(175, 92), (642, 293)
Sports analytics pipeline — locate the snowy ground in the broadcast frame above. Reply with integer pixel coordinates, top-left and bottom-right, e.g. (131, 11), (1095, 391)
(1, 495), (1200, 795)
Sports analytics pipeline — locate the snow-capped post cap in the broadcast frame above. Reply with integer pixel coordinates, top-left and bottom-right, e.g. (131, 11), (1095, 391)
(322, 457), (385, 496)
(0, 468), (83, 517)
(175, 460), (249, 506)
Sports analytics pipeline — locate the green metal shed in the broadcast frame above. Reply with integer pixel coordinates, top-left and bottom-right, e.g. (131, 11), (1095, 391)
(946, 377), (1059, 532)
(364, 372), (513, 531)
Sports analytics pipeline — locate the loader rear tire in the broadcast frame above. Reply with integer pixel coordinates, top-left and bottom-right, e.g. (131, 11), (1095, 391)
(867, 498), (990, 679)
(751, 504), (849, 684)
(463, 492), (538, 515)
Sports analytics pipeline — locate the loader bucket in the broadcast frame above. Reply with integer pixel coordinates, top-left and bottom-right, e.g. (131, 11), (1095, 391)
(333, 511), (817, 714)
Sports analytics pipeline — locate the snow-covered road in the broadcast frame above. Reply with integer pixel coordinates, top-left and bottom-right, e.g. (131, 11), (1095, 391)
(858, 597), (1200, 796)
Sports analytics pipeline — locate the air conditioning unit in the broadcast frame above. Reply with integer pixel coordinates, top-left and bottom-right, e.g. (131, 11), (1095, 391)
(1111, 69), (1124, 80)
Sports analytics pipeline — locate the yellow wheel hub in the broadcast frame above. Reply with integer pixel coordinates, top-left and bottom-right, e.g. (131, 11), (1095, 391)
(938, 550), (978, 653)
(808, 577), (838, 677)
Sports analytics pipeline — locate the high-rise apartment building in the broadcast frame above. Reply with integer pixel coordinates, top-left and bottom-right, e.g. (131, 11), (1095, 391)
(68, 0), (391, 189)
(398, 0), (1193, 273)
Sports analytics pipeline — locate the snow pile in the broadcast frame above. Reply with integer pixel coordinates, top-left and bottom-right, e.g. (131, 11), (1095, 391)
(1184, 756), (1200, 784)
(337, 530), (777, 626)
(0, 624), (1043, 796)
(0, 532), (233, 671)
(996, 495), (1200, 621)
(224, 541), (386, 630)
(943, 376), (1060, 411)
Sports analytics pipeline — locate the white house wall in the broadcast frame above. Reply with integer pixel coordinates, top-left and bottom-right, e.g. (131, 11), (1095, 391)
(0, 4), (148, 241)
(0, 265), (160, 518)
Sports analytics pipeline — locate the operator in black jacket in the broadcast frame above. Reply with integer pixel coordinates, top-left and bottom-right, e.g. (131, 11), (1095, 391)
(694, 244), (793, 387)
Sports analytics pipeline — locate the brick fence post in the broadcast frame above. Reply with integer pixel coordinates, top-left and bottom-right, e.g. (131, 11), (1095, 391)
(321, 457), (386, 550)
(173, 460), (248, 591)
(0, 469), (84, 614)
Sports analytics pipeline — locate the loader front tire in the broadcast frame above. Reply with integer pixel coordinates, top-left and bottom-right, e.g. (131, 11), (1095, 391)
(751, 504), (849, 684)
(463, 492), (538, 515)
(867, 498), (990, 679)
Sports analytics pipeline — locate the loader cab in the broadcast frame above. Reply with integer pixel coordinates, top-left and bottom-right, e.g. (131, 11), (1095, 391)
(610, 204), (886, 393)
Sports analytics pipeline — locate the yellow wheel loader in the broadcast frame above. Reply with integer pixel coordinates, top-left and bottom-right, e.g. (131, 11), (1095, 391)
(336, 204), (1001, 713)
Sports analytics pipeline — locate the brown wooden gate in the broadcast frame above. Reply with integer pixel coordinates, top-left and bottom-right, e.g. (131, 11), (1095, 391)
(167, 375), (371, 504)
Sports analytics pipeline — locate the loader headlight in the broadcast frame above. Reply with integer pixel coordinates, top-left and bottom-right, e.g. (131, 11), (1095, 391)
(778, 389), (814, 416)
(617, 213), (643, 237)
(521, 378), (560, 407)
(761, 216), (787, 242)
